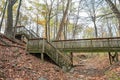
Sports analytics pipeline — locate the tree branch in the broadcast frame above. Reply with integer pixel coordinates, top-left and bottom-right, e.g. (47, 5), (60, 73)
(11, 0), (18, 5)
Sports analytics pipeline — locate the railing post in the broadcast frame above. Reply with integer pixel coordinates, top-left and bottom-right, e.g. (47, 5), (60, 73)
(90, 39), (93, 48)
(62, 41), (64, 50)
(56, 49), (59, 64)
(108, 39), (110, 51)
(41, 38), (45, 62)
(90, 39), (93, 55)
(117, 38), (119, 47)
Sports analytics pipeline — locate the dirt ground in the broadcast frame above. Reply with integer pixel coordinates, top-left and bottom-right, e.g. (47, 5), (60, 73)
(70, 53), (120, 80)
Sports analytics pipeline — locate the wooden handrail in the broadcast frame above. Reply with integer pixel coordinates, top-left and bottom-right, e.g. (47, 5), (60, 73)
(15, 26), (41, 39)
(53, 37), (120, 42)
(29, 38), (46, 40)
(16, 26), (24, 28)
(45, 41), (72, 65)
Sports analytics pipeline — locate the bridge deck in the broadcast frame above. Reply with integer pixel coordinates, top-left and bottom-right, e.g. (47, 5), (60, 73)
(52, 37), (120, 52)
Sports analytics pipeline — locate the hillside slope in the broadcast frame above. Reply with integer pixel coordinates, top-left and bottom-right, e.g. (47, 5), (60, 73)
(0, 34), (68, 80)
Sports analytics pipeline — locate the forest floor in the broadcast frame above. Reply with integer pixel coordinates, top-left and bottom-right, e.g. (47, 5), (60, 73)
(0, 35), (120, 80)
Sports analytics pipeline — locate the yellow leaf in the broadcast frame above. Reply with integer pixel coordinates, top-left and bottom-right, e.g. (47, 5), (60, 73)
(37, 20), (46, 26)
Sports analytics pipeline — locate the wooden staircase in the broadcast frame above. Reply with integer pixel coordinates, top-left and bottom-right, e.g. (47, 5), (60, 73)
(15, 26), (73, 70)
(45, 40), (72, 69)
(15, 26), (40, 39)
(27, 38), (72, 70)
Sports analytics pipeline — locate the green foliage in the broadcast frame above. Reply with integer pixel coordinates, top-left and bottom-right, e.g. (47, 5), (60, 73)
(83, 27), (95, 38)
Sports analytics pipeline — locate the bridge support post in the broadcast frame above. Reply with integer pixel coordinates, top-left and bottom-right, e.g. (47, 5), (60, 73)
(115, 51), (119, 62)
(108, 52), (119, 65)
(108, 52), (112, 64)
(70, 52), (73, 66)
(41, 53), (44, 62)
(41, 38), (45, 62)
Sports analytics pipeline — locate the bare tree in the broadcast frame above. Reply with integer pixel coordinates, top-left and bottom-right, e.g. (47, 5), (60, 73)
(44, 0), (55, 41)
(84, 0), (98, 38)
(72, 0), (83, 39)
(53, 0), (59, 40)
(105, 0), (120, 36)
(106, 18), (113, 37)
(5, 0), (17, 38)
(0, 0), (7, 31)
(14, 0), (22, 36)
(56, 0), (71, 40)
(14, 0), (22, 27)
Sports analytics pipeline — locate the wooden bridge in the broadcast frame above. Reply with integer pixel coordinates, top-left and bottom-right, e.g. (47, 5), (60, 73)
(15, 26), (120, 70)
(52, 37), (120, 52)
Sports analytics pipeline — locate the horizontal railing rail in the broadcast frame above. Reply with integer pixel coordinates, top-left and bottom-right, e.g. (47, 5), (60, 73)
(53, 37), (120, 42)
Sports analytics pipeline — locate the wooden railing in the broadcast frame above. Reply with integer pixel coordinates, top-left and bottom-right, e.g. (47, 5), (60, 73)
(15, 26), (40, 39)
(45, 41), (72, 68)
(52, 37), (120, 52)
(27, 38), (45, 53)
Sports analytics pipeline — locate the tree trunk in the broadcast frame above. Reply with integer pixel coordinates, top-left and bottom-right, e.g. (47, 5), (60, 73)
(45, 14), (48, 39)
(92, 0), (98, 38)
(14, 0), (22, 27)
(54, 0), (59, 40)
(0, 0), (7, 31)
(106, 18), (113, 37)
(14, 0), (22, 36)
(72, 0), (82, 39)
(47, 14), (51, 41)
(93, 20), (98, 38)
(119, 0), (120, 4)
(105, 0), (120, 36)
(5, 0), (17, 38)
(56, 0), (71, 40)
(5, 0), (13, 37)
(44, 0), (54, 41)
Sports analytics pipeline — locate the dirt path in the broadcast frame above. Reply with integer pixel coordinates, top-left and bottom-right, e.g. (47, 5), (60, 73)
(66, 54), (120, 80)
